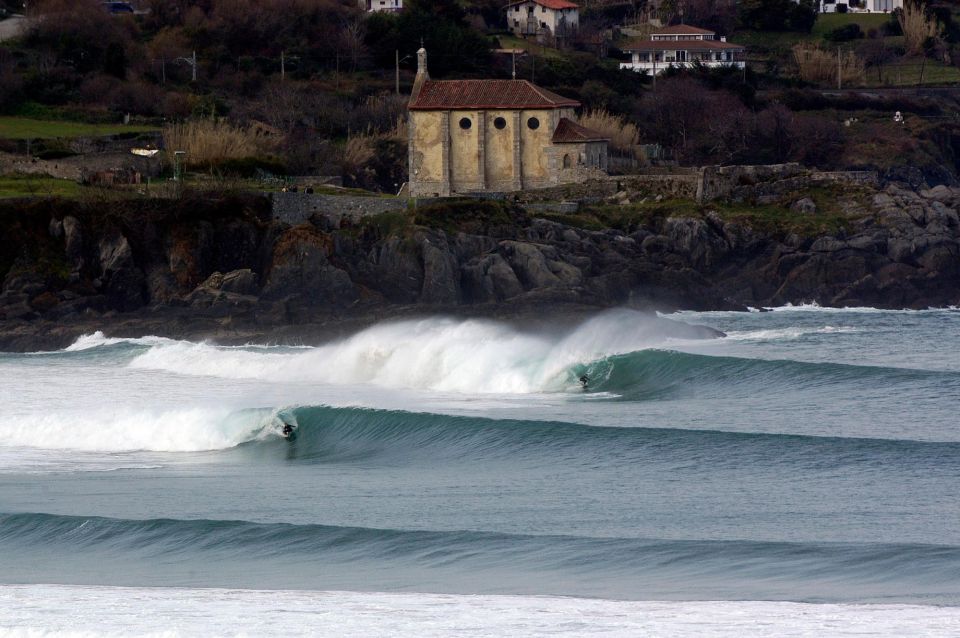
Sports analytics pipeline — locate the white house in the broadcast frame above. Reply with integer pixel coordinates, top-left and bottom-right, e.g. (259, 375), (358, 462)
(620, 25), (745, 75)
(361, 0), (403, 13)
(818, 0), (903, 13)
(505, 0), (579, 38)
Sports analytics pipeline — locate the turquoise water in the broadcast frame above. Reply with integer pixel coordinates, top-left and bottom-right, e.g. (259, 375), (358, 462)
(0, 308), (958, 632)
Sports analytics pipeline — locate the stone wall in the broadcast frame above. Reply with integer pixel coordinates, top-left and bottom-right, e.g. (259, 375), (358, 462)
(267, 192), (409, 225)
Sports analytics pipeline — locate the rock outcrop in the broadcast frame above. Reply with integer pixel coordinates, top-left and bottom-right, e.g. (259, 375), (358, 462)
(0, 183), (958, 350)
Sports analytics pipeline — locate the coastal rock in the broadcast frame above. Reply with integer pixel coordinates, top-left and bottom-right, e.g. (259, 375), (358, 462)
(262, 226), (358, 306)
(62, 216), (84, 271)
(420, 235), (460, 304)
(461, 253), (524, 303)
(97, 233), (145, 311)
(790, 197), (817, 215)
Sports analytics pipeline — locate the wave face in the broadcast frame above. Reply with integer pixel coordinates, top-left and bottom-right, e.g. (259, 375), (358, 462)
(1, 512), (959, 603)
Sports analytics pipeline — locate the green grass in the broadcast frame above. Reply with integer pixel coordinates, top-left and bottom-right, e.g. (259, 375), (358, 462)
(870, 57), (960, 86)
(0, 117), (160, 140)
(811, 13), (890, 39)
(734, 13), (892, 53)
(0, 175), (85, 199)
(495, 34), (567, 60)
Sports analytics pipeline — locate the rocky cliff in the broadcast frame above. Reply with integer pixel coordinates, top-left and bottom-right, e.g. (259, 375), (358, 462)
(0, 182), (958, 351)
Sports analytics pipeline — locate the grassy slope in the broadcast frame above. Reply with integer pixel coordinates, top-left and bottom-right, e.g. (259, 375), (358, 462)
(736, 13), (960, 86)
(0, 117), (160, 140)
(0, 175), (84, 198)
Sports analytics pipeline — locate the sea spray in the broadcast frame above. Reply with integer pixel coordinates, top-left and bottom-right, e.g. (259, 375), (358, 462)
(125, 311), (721, 393)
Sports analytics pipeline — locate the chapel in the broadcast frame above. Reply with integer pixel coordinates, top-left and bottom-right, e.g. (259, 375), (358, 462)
(407, 48), (608, 197)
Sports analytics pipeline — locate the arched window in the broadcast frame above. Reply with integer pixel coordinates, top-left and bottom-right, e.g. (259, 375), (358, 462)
(562, 154), (571, 169)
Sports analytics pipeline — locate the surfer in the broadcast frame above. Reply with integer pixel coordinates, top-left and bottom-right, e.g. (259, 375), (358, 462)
(579, 374), (589, 389)
(281, 422), (296, 440)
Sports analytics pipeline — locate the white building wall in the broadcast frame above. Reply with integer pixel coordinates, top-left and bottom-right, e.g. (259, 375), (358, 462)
(508, 2), (579, 36)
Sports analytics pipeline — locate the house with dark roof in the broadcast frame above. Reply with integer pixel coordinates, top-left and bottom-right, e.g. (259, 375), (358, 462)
(620, 25), (745, 75)
(407, 48), (608, 197)
(505, 0), (579, 39)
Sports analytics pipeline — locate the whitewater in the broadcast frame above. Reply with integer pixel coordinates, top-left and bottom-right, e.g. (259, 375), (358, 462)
(1, 308), (958, 636)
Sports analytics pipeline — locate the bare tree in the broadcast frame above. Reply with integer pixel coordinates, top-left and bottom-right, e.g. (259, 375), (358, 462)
(340, 15), (366, 72)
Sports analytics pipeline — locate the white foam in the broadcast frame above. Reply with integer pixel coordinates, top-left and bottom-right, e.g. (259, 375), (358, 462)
(0, 585), (957, 638)
(722, 326), (862, 341)
(0, 406), (277, 453)
(64, 332), (179, 352)
(125, 311), (707, 394)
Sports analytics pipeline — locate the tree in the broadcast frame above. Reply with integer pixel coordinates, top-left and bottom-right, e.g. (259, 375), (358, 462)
(364, 0), (490, 77)
(739, 0), (816, 33)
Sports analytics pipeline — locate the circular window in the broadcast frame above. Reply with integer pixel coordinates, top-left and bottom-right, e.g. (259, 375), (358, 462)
(459, 117), (472, 130)
(527, 117), (540, 130)
(494, 117), (507, 130)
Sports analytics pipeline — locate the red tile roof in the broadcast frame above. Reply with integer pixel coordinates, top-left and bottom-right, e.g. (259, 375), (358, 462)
(651, 24), (716, 35)
(409, 80), (580, 110)
(505, 0), (579, 9)
(623, 39), (744, 52)
(552, 118), (608, 143)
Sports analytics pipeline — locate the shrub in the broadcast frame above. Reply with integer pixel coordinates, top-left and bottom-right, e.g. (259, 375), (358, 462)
(162, 119), (266, 169)
(793, 43), (865, 86)
(825, 24), (864, 42)
(578, 109), (639, 154)
(898, 1), (941, 55)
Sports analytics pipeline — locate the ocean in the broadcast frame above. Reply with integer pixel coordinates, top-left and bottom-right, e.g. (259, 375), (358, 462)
(1, 307), (958, 636)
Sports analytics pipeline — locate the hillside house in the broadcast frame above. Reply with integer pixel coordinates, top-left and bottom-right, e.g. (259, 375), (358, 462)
(819, 0), (902, 12)
(620, 25), (745, 75)
(360, 0), (402, 13)
(407, 48), (608, 197)
(505, 0), (579, 40)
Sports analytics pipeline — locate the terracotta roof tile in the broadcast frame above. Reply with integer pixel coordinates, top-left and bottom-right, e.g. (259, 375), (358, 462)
(651, 24), (716, 35)
(552, 117), (608, 143)
(506, 0), (579, 9)
(624, 39), (744, 52)
(409, 80), (580, 110)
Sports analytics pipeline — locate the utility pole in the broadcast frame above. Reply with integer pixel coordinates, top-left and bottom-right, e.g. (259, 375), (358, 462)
(176, 51), (197, 82)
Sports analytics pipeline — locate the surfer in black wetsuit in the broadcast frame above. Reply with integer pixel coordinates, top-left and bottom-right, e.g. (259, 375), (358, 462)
(281, 422), (295, 439)
(579, 375), (589, 389)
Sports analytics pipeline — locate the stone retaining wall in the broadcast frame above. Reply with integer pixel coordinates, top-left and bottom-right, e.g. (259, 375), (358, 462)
(267, 192), (408, 225)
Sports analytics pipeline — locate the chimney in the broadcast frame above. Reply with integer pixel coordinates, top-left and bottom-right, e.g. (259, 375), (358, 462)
(411, 47), (429, 102)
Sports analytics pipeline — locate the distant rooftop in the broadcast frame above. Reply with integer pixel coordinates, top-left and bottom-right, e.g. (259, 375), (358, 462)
(505, 0), (579, 10)
(651, 24), (716, 35)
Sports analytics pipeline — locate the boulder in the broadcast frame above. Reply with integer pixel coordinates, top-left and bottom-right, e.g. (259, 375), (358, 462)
(790, 197), (817, 215)
(420, 236), (460, 304)
(499, 240), (561, 289)
(461, 253), (524, 303)
(261, 226), (358, 306)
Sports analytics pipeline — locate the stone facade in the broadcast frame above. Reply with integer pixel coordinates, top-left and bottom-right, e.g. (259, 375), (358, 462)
(407, 49), (608, 198)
